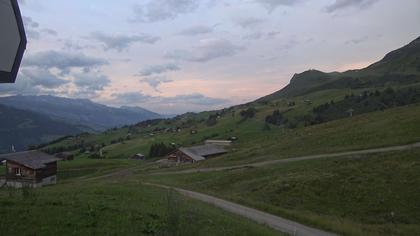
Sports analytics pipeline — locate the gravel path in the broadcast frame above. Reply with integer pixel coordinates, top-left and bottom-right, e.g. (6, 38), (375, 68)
(146, 183), (337, 236)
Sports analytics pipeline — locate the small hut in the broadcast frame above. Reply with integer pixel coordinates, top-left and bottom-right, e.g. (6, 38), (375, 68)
(130, 153), (146, 160)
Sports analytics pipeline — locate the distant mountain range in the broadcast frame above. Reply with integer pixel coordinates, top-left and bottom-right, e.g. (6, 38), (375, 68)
(0, 104), (86, 153)
(261, 36), (420, 100)
(0, 95), (162, 131)
(0, 95), (163, 153)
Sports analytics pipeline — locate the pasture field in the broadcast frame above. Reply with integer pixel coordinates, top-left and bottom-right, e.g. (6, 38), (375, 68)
(0, 158), (281, 236)
(144, 149), (420, 236)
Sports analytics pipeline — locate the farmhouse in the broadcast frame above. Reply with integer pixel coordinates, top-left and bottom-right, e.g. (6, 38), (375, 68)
(168, 144), (227, 163)
(1, 151), (59, 188)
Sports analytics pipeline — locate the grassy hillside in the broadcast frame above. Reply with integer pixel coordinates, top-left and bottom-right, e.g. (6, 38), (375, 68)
(0, 160), (281, 236)
(145, 149), (420, 236)
(261, 37), (420, 101)
(44, 102), (420, 169)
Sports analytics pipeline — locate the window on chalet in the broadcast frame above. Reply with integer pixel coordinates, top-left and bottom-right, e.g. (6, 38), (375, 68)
(15, 168), (21, 176)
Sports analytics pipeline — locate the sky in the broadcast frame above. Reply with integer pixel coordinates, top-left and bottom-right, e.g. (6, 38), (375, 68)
(2, 0), (420, 114)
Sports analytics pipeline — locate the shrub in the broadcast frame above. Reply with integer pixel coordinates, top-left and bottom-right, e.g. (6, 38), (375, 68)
(265, 110), (286, 126)
(149, 143), (176, 158)
(240, 108), (257, 119)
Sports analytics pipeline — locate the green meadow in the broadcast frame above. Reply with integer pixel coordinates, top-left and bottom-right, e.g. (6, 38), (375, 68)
(144, 149), (420, 236)
(0, 160), (281, 236)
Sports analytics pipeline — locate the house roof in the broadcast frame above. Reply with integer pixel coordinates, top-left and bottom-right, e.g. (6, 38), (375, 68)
(179, 144), (227, 161)
(0, 151), (59, 169)
(205, 140), (232, 143)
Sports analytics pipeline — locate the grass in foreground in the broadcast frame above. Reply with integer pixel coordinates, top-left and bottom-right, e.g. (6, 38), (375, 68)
(57, 158), (144, 181)
(0, 162), (281, 236)
(145, 149), (420, 236)
(0, 165), (5, 176)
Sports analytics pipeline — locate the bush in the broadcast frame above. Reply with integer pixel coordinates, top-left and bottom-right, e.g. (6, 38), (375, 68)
(240, 108), (257, 119)
(149, 143), (176, 158)
(265, 110), (286, 126)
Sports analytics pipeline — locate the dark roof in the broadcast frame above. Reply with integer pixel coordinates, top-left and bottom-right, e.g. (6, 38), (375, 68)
(0, 151), (59, 169)
(179, 144), (227, 161)
(55, 152), (74, 158)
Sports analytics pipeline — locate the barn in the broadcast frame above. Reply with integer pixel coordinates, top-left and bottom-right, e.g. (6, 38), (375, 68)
(167, 144), (227, 163)
(1, 151), (59, 188)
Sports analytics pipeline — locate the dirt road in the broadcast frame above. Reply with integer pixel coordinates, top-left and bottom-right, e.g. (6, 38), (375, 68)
(146, 183), (337, 236)
(152, 142), (420, 175)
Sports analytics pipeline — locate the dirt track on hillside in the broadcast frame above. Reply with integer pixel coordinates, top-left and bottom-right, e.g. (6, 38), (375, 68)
(151, 141), (420, 175)
(84, 142), (420, 235)
(145, 183), (337, 236)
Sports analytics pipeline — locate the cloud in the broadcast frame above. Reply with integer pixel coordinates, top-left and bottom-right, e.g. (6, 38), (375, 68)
(138, 63), (180, 76)
(23, 16), (39, 28)
(254, 0), (299, 12)
(139, 76), (173, 92)
(41, 29), (58, 36)
(325, 0), (379, 13)
(22, 16), (57, 39)
(131, 0), (200, 23)
(90, 31), (160, 52)
(61, 39), (94, 51)
(166, 38), (244, 62)
(243, 32), (265, 40)
(169, 93), (228, 106)
(23, 50), (108, 75)
(0, 69), (68, 95)
(110, 92), (229, 114)
(111, 91), (151, 104)
(20, 68), (69, 89)
(22, 16), (40, 39)
(235, 17), (265, 28)
(178, 25), (214, 36)
(345, 36), (369, 45)
(73, 73), (111, 93)
(0, 78), (40, 95)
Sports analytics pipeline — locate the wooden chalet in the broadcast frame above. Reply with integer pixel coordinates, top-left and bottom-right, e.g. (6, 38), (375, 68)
(167, 144), (227, 163)
(1, 151), (59, 188)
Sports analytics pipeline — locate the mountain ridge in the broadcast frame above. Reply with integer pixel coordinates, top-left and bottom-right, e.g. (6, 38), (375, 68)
(260, 36), (420, 101)
(0, 104), (87, 153)
(0, 95), (163, 131)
